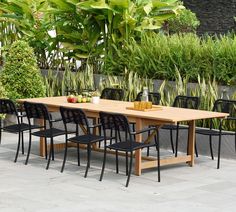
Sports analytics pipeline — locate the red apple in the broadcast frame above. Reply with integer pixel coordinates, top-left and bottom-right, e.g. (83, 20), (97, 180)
(71, 97), (78, 103)
(67, 95), (74, 103)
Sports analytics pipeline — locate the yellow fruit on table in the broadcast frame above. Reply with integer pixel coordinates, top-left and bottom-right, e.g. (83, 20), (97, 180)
(82, 97), (87, 103)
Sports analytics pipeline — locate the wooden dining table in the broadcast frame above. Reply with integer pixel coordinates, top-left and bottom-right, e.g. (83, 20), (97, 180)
(18, 96), (228, 176)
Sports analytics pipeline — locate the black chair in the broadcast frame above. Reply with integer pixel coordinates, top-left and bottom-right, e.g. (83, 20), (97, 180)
(196, 99), (236, 169)
(134, 91), (161, 156)
(24, 101), (66, 169)
(99, 112), (160, 187)
(135, 91), (161, 105)
(60, 106), (104, 177)
(161, 95), (200, 157)
(0, 99), (41, 162)
(101, 88), (124, 101)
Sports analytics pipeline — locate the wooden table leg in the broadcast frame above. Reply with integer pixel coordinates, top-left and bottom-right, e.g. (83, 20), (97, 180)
(39, 119), (45, 157)
(135, 118), (142, 176)
(188, 120), (195, 166)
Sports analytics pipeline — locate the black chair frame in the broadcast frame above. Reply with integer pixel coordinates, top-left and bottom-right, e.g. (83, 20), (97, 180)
(196, 99), (236, 169)
(60, 106), (104, 177)
(161, 95), (200, 157)
(0, 99), (34, 162)
(99, 112), (160, 187)
(101, 88), (124, 101)
(24, 101), (65, 169)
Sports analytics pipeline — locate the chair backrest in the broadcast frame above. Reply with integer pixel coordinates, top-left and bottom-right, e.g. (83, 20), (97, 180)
(99, 112), (115, 131)
(101, 88), (124, 101)
(213, 99), (236, 120)
(135, 92), (161, 105)
(99, 112), (133, 147)
(173, 95), (200, 109)
(60, 107), (90, 134)
(0, 99), (18, 115)
(0, 99), (20, 125)
(24, 101), (51, 121)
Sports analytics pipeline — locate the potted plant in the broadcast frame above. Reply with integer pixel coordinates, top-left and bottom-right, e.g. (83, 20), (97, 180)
(91, 90), (100, 104)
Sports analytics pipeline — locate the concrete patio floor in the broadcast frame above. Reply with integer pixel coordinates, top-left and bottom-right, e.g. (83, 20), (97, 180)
(1, 132), (236, 212)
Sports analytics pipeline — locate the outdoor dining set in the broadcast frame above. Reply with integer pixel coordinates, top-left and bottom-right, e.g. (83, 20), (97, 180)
(0, 88), (235, 187)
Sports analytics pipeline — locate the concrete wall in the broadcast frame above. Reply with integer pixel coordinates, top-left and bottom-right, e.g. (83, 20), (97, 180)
(183, 0), (236, 35)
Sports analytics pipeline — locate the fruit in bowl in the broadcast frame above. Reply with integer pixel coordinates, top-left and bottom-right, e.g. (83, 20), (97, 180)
(67, 95), (77, 103)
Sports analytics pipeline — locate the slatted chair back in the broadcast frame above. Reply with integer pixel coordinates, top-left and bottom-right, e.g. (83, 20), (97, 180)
(23, 102), (51, 128)
(101, 88), (124, 101)
(100, 112), (133, 147)
(0, 99), (20, 124)
(135, 92), (161, 105)
(173, 95), (200, 109)
(113, 113), (134, 147)
(99, 112), (116, 140)
(60, 107), (90, 134)
(213, 99), (236, 120)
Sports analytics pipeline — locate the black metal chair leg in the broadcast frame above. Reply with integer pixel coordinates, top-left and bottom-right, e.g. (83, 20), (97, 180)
(126, 151), (133, 187)
(170, 129), (175, 153)
(195, 140), (198, 158)
(45, 138), (48, 160)
(77, 143), (80, 166)
(51, 138), (55, 161)
(217, 134), (222, 169)
(25, 133), (32, 165)
(100, 147), (107, 181)
(125, 152), (129, 176)
(0, 120), (2, 144)
(235, 133), (236, 153)
(46, 139), (53, 170)
(14, 132), (21, 163)
(84, 144), (91, 178)
(147, 130), (150, 156)
(175, 124), (179, 157)
(21, 132), (24, 154)
(61, 142), (68, 173)
(147, 147), (150, 156)
(155, 131), (160, 182)
(209, 135), (214, 160)
(115, 150), (119, 173)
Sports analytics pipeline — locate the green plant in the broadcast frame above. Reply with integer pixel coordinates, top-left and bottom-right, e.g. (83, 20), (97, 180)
(0, 40), (46, 100)
(164, 8), (200, 34)
(106, 32), (236, 85)
(0, 80), (7, 119)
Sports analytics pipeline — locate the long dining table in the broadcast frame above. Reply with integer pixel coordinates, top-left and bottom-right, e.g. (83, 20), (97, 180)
(18, 96), (228, 176)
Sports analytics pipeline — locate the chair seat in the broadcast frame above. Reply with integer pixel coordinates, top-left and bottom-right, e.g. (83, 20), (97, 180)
(3, 123), (41, 133)
(68, 134), (104, 144)
(161, 124), (188, 130)
(107, 141), (155, 152)
(196, 128), (235, 136)
(32, 128), (66, 138)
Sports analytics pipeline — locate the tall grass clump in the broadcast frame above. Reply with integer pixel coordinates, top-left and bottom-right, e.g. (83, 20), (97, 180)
(106, 32), (236, 85)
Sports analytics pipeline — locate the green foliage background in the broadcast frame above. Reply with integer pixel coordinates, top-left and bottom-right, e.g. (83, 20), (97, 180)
(0, 40), (46, 100)
(106, 32), (236, 85)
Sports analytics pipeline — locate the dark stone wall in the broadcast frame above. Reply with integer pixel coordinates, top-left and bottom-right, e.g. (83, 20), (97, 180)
(183, 0), (236, 34)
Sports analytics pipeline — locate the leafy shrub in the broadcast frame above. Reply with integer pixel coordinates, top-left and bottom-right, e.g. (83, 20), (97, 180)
(106, 32), (236, 85)
(0, 80), (7, 119)
(0, 40), (46, 100)
(164, 9), (200, 34)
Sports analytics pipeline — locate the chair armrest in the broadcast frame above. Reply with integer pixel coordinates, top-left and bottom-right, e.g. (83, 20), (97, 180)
(89, 123), (102, 129)
(130, 127), (157, 135)
(51, 118), (63, 123)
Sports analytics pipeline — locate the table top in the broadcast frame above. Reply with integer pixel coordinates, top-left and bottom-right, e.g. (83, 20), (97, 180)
(18, 96), (228, 123)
